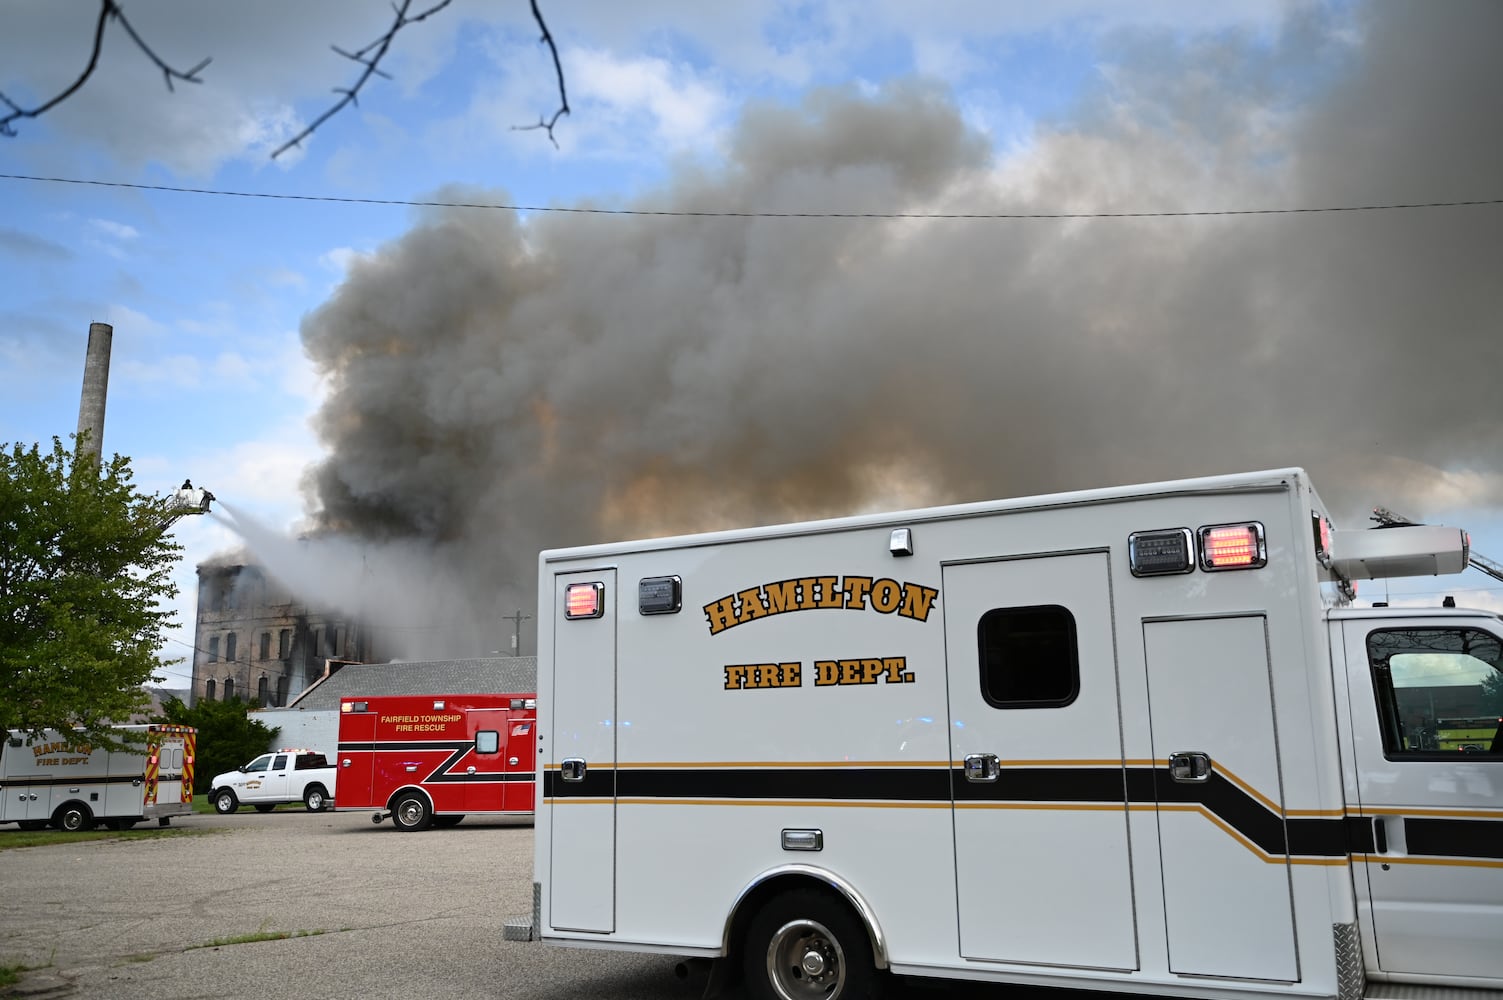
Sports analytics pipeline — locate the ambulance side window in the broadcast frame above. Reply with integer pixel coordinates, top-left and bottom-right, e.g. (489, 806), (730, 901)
(1366, 627), (1503, 757)
(977, 604), (1080, 709)
(476, 731), (500, 754)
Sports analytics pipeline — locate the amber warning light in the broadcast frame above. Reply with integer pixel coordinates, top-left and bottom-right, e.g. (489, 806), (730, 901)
(565, 582), (605, 619)
(1200, 522), (1267, 571)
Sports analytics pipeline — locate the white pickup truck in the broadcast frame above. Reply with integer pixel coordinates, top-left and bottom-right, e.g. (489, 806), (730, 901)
(209, 749), (336, 813)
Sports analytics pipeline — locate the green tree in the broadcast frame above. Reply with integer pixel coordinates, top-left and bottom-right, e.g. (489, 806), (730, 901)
(1, 435), (182, 743)
(155, 695), (279, 794)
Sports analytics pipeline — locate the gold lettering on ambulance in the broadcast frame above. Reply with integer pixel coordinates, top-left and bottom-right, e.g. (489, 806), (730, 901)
(841, 576), (874, 610)
(898, 583), (938, 622)
(724, 663), (801, 690)
(812, 576), (843, 609)
(869, 579), (902, 614)
(702, 575), (940, 634)
(814, 657), (914, 686)
(761, 579), (803, 615)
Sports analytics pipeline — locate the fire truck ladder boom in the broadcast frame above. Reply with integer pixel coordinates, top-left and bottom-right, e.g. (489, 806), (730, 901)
(1371, 506), (1503, 585)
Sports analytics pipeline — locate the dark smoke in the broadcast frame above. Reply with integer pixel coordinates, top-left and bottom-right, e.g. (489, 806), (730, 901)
(298, 4), (1503, 656)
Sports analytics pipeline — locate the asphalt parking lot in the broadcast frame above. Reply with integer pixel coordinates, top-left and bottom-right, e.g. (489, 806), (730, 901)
(1, 809), (1075, 1000)
(0, 808), (698, 1000)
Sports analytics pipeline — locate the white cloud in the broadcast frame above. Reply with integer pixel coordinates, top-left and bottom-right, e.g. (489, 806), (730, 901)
(570, 48), (732, 148)
(320, 246), (373, 276)
(90, 218), (140, 241)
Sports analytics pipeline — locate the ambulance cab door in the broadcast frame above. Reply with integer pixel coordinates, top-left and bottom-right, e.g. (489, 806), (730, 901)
(1341, 617), (1503, 982)
(548, 568), (617, 934)
(464, 708), (508, 813)
(943, 551), (1138, 971)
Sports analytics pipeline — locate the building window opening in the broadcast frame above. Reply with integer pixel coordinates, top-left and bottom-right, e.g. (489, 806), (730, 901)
(224, 677), (235, 701)
(259, 632), (270, 660)
(207, 636), (219, 662)
(257, 675), (269, 706)
(225, 632), (237, 664)
(205, 678), (216, 701)
(278, 629), (290, 659)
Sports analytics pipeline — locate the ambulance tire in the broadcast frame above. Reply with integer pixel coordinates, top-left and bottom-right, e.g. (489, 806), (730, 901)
(54, 803), (94, 833)
(214, 790), (239, 814)
(254, 804), (276, 813)
(304, 785), (329, 812)
(391, 793), (433, 832)
(744, 888), (880, 1000)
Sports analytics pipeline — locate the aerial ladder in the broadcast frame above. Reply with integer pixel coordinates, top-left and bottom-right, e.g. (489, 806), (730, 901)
(1371, 506), (1503, 584)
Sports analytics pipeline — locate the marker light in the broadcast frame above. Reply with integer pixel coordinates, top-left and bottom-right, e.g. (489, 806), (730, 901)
(1312, 512), (1333, 568)
(1200, 522), (1267, 571)
(565, 582), (605, 619)
(1128, 528), (1195, 577)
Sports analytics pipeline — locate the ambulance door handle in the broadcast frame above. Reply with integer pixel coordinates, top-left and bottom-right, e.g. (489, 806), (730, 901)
(341, 759), (352, 768)
(561, 758), (587, 782)
(132, 778), (142, 786)
(508, 757), (519, 766)
(466, 766), (477, 774)
(963, 753), (1000, 783)
(1168, 752), (1212, 783)
(1372, 817), (1389, 854)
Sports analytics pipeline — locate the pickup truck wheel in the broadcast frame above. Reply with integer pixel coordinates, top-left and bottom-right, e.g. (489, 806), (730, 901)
(214, 791), (239, 814)
(391, 793), (433, 832)
(55, 803), (94, 832)
(744, 888), (880, 1000)
(303, 785), (328, 812)
(254, 804), (276, 813)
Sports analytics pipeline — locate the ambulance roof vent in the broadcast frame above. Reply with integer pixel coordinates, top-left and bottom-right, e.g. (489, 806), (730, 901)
(1330, 524), (1469, 581)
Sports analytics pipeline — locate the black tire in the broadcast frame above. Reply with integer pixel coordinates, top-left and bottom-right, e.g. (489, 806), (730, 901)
(54, 803), (94, 833)
(254, 804), (276, 813)
(433, 814), (464, 828)
(214, 790), (239, 814)
(390, 793), (433, 832)
(743, 888), (880, 1000)
(303, 785), (328, 812)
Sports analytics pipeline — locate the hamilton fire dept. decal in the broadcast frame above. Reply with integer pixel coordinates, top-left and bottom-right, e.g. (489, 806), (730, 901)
(706, 573), (937, 692)
(703, 574), (938, 635)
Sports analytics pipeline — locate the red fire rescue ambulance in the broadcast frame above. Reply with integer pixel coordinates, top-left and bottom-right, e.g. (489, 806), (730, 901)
(334, 693), (536, 831)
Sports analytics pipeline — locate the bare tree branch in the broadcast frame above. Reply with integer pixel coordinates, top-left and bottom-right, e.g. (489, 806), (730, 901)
(511, 0), (570, 148)
(270, 0), (455, 160)
(0, 0), (209, 138)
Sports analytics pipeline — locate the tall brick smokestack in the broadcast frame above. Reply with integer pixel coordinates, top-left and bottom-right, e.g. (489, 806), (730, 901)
(76, 321), (112, 461)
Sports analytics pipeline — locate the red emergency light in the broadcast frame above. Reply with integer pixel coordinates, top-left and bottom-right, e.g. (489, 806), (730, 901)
(1199, 522), (1267, 571)
(565, 582), (605, 619)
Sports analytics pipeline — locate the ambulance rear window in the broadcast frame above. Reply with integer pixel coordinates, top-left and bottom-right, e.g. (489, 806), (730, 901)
(977, 605), (1080, 709)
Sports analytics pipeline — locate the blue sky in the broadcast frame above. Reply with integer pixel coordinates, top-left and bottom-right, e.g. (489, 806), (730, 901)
(3, 1), (1501, 684)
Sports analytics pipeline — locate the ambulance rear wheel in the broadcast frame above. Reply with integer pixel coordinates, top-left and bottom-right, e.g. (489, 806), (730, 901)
(214, 791), (239, 814)
(744, 888), (880, 1000)
(54, 803), (94, 832)
(391, 793), (433, 832)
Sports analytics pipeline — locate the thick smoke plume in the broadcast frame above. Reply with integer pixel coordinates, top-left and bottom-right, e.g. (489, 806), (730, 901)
(297, 4), (1503, 657)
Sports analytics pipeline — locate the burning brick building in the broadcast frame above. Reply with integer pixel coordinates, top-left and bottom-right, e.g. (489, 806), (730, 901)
(190, 561), (380, 708)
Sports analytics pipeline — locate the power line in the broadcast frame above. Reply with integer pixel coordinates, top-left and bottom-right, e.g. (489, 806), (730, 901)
(3, 171), (1500, 220)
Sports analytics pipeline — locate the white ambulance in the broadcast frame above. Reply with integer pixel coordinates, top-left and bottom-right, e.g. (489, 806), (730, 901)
(510, 468), (1503, 1000)
(1, 724), (196, 831)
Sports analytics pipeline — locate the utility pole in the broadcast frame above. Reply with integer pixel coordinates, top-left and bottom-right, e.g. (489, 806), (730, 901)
(503, 609), (532, 656)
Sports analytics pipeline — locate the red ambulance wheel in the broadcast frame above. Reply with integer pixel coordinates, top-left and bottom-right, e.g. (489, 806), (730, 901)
(54, 803), (94, 832)
(391, 793), (433, 832)
(214, 790), (239, 814)
(744, 888), (880, 1000)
